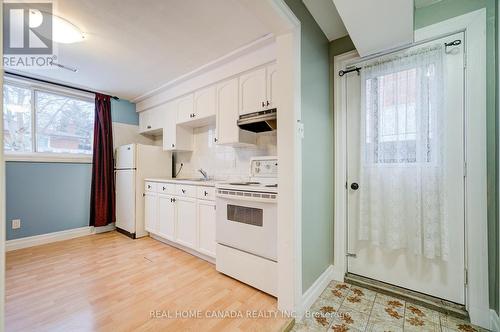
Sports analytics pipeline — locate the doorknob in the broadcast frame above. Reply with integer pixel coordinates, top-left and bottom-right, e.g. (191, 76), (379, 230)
(350, 183), (359, 190)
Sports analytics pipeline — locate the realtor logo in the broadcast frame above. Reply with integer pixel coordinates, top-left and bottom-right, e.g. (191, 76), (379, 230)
(3, 2), (53, 54)
(3, 2), (56, 69)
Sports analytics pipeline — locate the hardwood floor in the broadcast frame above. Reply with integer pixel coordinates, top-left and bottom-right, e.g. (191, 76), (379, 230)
(6, 231), (291, 332)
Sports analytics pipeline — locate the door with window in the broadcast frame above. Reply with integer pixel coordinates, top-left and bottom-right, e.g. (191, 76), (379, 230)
(346, 33), (465, 304)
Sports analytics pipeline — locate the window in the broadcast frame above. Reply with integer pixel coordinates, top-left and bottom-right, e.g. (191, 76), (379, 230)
(3, 82), (94, 158)
(364, 64), (436, 164)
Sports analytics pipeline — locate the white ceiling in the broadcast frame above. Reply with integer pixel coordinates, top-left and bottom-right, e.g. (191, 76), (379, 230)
(333, 0), (414, 57)
(10, 0), (273, 101)
(302, 0), (347, 41)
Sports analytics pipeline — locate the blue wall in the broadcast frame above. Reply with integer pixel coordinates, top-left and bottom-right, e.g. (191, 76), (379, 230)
(111, 99), (139, 125)
(6, 98), (137, 240)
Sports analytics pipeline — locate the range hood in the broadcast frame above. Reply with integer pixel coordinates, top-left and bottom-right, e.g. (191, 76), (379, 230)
(237, 108), (277, 133)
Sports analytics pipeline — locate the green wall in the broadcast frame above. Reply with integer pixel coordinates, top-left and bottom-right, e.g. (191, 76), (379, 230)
(329, 0), (499, 314)
(416, 0), (498, 315)
(284, 0), (333, 292)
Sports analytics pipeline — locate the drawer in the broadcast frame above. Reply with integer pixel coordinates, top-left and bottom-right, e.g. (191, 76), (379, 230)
(158, 182), (176, 195)
(197, 186), (215, 201)
(145, 182), (157, 192)
(175, 184), (197, 198)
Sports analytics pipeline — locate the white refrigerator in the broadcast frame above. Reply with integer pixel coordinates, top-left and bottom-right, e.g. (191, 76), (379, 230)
(115, 143), (171, 238)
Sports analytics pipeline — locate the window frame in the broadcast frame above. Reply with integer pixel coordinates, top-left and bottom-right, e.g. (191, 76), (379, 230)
(3, 77), (95, 163)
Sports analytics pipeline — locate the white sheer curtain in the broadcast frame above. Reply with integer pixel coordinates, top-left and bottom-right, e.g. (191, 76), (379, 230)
(357, 45), (448, 260)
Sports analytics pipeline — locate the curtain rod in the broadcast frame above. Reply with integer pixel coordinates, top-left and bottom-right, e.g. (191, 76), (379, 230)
(339, 29), (465, 76)
(3, 71), (119, 100)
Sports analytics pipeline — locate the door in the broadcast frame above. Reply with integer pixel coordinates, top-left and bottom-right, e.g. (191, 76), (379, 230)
(138, 111), (150, 133)
(115, 144), (135, 169)
(175, 197), (197, 249)
(158, 194), (175, 240)
(346, 33), (465, 304)
(144, 192), (158, 233)
(216, 78), (239, 144)
(115, 170), (136, 233)
(163, 102), (177, 150)
(266, 64), (277, 109)
(176, 94), (194, 124)
(197, 200), (216, 257)
(239, 67), (266, 115)
(194, 85), (216, 120)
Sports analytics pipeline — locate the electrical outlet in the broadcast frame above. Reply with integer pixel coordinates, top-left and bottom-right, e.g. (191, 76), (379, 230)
(12, 219), (21, 229)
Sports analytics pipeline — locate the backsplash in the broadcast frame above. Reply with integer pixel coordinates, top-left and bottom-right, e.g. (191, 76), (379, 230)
(174, 125), (277, 181)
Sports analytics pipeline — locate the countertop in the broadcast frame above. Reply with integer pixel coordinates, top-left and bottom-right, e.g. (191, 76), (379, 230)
(144, 178), (215, 187)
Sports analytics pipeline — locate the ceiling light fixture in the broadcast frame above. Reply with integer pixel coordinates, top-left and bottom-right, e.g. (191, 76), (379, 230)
(53, 62), (78, 72)
(29, 10), (85, 44)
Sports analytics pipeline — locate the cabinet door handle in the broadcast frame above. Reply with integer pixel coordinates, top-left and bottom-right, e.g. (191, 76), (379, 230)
(171, 144), (175, 148)
(192, 113), (196, 118)
(182, 189), (186, 194)
(266, 101), (270, 106)
(170, 198), (173, 202)
(172, 198), (176, 203)
(147, 185), (151, 189)
(147, 125), (151, 129)
(261, 101), (265, 107)
(214, 138), (218, 143)
(162, 186), (166, 191)
(204, 191), (208, 196)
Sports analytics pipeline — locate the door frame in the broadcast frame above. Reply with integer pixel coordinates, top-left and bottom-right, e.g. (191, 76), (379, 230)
(333, 9), (489, 327)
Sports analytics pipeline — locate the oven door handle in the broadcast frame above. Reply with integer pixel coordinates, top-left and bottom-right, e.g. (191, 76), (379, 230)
(215, 191), (277, 203)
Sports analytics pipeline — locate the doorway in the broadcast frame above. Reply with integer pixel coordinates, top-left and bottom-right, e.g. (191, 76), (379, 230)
(343, 32), (465, 304)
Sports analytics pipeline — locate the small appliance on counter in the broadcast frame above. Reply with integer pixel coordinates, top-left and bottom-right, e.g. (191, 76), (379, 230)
(215, 156), (278, 296)
(115, 144), (171, 239)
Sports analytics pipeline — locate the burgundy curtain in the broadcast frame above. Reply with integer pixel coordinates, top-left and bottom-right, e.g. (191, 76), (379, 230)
(90, 94), (115, 227)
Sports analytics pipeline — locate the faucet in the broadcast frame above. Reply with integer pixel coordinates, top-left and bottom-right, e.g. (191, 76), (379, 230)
(198, 168), (209, 181)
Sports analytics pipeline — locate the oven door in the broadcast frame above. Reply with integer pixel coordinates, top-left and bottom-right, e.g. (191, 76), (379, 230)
(216, 192), (277, 261)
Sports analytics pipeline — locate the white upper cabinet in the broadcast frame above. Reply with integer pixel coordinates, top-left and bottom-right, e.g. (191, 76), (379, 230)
(139, 105), (165, 134)
(176, 94), (195, 124)
(163, 101), (193, 151)
(239, 67), (267, 116)
(176, 86), (216, 127)
(216, 78), (256, 146)
(194, 85), (216, 120)
(266, 63), (277, 109)
(139, 62), (277, 145)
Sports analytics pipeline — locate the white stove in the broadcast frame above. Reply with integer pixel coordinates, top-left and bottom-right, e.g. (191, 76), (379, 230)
(216, 156), (278, 194)
(215, 156), (278, 296)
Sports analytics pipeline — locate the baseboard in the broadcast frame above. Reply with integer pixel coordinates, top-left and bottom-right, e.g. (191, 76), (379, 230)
(331, 265), (344, 282)
(490, 309), (500, 332)
(94, 223), (116, 234)
(150, 234), (215, 264)
(6, 226), (94, 251)
(298, 265), (335, 320)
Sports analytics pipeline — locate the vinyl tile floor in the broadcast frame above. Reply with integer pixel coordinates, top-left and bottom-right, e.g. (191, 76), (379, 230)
(292, 281), (490, 332)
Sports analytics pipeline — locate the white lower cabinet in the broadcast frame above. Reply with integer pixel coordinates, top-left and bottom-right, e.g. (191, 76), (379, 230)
(145, 182), (216, 259)
(197, 200), (216, 257)
(144, 192), (157, 232)
(175, 197), (197, 249)
(158, 194), (175, 241)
